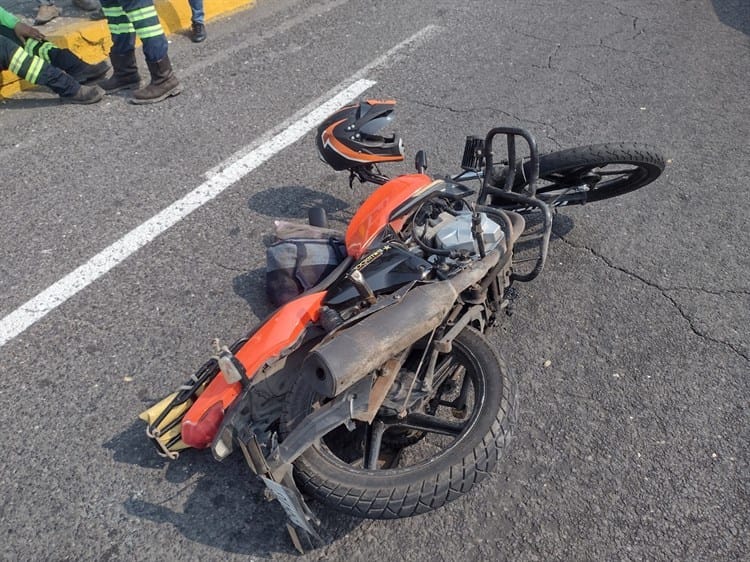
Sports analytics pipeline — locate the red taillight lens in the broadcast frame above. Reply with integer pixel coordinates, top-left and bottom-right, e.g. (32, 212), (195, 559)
(181, 402), (224, 449)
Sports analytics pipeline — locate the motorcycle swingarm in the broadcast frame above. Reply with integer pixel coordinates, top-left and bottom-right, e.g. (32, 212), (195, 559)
(234, 376), (374, 552)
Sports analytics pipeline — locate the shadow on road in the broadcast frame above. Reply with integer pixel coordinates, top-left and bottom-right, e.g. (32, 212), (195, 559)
(711, 0), (750, 35)
(232, 266), (275, 319)
(512, 212), (575, 265)
(247, 185), (353, 225)
(105, 422), (361, 557)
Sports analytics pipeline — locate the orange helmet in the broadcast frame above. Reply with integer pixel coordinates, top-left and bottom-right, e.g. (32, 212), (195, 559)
(316, 99), (405, 171)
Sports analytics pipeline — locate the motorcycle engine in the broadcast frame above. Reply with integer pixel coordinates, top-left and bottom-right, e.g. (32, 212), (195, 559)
(423, 210), (505, 254)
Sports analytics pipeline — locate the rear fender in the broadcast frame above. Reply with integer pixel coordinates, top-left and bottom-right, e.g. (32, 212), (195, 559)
(181, 291), (326, 448)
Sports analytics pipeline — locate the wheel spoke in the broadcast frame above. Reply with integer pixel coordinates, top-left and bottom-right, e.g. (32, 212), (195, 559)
(439, 368), (472, 411)
(398, 413), (466, 437)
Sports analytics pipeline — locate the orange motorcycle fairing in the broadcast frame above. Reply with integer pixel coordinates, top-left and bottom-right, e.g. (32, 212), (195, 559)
(180, 291), (327, 449)
(345, 173), (435, 259)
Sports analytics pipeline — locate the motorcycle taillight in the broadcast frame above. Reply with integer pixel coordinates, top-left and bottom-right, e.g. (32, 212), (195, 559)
(181, 402), (224, 449)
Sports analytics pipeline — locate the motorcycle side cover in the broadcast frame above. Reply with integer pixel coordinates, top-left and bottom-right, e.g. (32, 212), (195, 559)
(142, 292), (326, 454)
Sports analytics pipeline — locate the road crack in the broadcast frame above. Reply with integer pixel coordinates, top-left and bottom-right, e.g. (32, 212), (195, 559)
(405, 99), (562, 148)
(554, 231), (750, 362)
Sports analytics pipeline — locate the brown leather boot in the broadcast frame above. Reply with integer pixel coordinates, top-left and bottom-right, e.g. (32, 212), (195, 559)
(62, 84), (105, 104)
(98, 51), (141, 94)
(130, 56), (181, 105)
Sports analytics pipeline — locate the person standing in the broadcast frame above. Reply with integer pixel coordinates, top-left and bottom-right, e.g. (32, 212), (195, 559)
(188, 0), (205, 42)
(98, 0), (180, 104)
(0, 5), (105, 103)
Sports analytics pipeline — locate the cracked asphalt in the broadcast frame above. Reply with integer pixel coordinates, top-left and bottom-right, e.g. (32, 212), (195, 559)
(553, 233), (750, 362)
(0, 0), (748, 560)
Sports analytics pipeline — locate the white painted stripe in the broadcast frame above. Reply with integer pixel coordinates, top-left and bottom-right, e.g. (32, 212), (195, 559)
(0, 78), (371, 348)
(0, 24), (441, 348)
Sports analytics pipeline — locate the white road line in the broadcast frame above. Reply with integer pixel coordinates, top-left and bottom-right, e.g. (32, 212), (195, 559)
(0, 80), (374, 349)
(0, 25), (441, 348)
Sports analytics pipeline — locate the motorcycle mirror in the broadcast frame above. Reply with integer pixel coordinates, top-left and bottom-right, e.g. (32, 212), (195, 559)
(415, 150), (427, 174)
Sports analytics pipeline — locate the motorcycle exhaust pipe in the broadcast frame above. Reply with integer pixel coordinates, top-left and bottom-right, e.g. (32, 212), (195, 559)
(304, 251), (500, 398)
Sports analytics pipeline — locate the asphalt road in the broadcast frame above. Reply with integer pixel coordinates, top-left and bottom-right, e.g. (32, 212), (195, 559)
(1, 0), (748, 560)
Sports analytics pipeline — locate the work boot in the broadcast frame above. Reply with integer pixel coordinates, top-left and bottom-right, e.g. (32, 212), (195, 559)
(61, 84), (104, 104)
(34, 3), (61, 25)
(98, 51), (141, 93)
(130, 56), (181, 104)
(190, 22), (206, 43)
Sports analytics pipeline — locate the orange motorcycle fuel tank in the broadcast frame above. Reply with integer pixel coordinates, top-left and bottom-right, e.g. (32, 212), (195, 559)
(345, 173), (436, 258)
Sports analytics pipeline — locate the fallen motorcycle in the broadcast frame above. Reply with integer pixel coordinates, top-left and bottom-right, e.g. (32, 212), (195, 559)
(140, 100), (665, 551)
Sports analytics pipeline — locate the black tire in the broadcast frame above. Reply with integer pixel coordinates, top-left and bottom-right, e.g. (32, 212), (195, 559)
(280, 327), (517, 519)
(513, 143), (665, 204)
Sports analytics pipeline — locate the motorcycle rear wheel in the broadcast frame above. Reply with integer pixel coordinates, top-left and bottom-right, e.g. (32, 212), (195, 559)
(512, 143), (665, 204)
(280, 327), (516, 519)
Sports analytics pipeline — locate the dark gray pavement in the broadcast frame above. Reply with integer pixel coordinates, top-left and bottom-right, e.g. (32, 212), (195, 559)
(0, 0), (748, 560)
(2, 0), (102, 26)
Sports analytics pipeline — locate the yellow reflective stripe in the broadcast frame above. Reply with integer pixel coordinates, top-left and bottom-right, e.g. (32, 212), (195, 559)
(109, 22), (135, 34)
(24, 39), (54, 62)
(127, 6), (157, 20)
(26, 57), (44, 83)
(135, 24), (164, 39)
(102, 6), (126, 16)
(39, 42), (54, 62)
(8, 48), (28, 74)
(24, 38), (41, 55)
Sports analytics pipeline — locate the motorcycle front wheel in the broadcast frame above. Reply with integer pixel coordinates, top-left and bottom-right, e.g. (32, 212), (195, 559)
(513, 143), (665, 204)
(280, 327), (517, 519)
